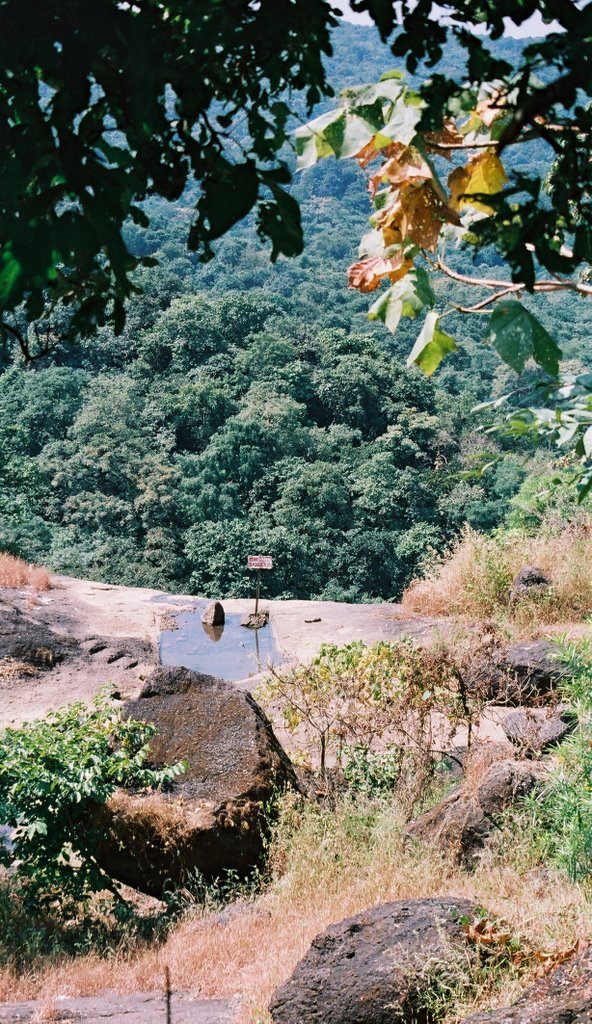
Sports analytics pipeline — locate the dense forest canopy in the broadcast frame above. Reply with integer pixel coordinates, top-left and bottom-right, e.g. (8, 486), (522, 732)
(2, 23), (589, 600)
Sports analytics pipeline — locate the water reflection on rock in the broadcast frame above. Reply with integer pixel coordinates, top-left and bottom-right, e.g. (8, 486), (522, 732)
(202, 621), (225, 643)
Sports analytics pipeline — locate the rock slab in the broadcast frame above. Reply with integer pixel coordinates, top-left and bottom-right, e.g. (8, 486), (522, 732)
(502, 706), (576, 754)
(0, 993), (235, 1022)
(462, 946), (592, 1024)
(96, 666), (298, 897)
(270, 897), (476, 1024)
(408, 757), (543, 866)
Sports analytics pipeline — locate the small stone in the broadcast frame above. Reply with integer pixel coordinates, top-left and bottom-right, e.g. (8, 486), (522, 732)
(201, 601), (225, 626)
(241, 610), (269, 629)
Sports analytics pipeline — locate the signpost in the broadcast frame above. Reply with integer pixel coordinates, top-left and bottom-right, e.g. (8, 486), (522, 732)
(247, 555), (273, 614)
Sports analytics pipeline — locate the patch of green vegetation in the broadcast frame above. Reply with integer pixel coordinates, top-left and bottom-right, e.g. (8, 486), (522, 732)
(0, 692), (186, 914)
(524, 637), (592, 884)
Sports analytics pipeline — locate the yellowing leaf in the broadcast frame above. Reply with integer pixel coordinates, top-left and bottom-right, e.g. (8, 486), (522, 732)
(448, 150), (507, 213)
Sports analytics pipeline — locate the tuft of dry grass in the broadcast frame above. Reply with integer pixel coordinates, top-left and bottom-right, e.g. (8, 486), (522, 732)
(402, 525), (592, 627)
(0, 796), (589, 1023)
(0, 552), (50, 591)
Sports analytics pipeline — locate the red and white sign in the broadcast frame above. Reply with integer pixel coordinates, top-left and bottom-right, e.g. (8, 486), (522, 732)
(247, 555), (273, 570)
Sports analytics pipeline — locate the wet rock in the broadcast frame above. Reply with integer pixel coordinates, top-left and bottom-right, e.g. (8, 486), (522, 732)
(509, 565), (551, 606)
(408, 756), (543, 867)
(202, 601), (225, 627)
(241, 610), (269, 629)
(95, 665), (298, 898)
(462, 945), (592, 1024)
(502, 706), (576, 754)
(270, 897), (477, 1024)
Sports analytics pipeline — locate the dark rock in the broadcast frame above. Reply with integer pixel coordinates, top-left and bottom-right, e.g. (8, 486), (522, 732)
(0, 600), (77, 669)
(202, 601), (225, 627)
(462, 945), (592, 1024)
(509, 565), (551, 606)
(467, 640), (564, 706)
(96, 665), (298, 898)
(500, 641), (565, 704)
(241, 610), (269, 629)
(502, 706), (576, 754)
(270, 897), (477, 1024)
(408, 756), (543, 867)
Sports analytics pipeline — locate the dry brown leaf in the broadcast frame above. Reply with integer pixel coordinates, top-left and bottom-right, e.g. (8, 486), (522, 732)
(357, 140), (405, 171)
(347, 253), (411, 292)
(399, 181), (450, 251)
(424, 120), (464, 158)
(370, 147), (432, 195)
(463, 914), (511, 948)
(534, 938), (590, 978)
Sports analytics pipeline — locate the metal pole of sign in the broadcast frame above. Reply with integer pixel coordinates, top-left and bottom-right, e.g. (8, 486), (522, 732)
(255, 569), (261, 615)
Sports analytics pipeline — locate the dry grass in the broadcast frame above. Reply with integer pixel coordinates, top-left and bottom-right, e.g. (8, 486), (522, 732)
(0, 552), (50, 591)
(403, 525), (592, 627)
(0, 657), (39, 680)
(0, 797), (589, 1022)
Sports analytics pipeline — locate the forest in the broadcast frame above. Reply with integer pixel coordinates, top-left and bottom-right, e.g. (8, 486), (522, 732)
(1, 22), (590, 601)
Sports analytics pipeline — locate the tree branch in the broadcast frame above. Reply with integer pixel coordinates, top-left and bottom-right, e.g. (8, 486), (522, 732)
(427, 256), (592, 298)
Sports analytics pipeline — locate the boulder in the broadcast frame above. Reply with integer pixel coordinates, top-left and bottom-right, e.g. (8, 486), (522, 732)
(509, 565), (551, 606)
(202, 601), (225, 627)
(461, 945), (592, 1024)
(241, 610), (269, 629)
(270, 897), (477, 1024)
(408, 756), (543, 867)
(467, 640), (564, 706)
(501, 641), (564, 703)
(95, 666), (298, 898)
(502, 706), (576, 754)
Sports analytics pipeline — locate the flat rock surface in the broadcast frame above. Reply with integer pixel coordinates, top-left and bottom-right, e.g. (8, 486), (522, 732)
(0, 992), (236, 1022)
(0, 578), (443, 726)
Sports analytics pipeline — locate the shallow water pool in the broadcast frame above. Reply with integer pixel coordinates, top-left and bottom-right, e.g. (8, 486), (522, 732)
(159, 604), (280, 682)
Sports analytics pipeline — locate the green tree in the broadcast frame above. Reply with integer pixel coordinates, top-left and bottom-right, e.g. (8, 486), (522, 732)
(0, 0), (343, 356)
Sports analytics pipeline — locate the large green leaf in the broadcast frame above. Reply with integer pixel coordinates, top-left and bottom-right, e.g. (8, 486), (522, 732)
(486, 300), (561, 376)
(407, 311), (458, 375)
(368, 268), (435, 334)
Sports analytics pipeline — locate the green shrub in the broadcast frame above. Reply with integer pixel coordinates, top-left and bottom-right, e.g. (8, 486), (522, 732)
(526, 636), (592, 882)
(0, 692), (187, 913)
(343, 745), (403, 797)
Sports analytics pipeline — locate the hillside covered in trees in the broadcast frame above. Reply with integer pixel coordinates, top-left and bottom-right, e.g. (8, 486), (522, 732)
(1, 22), (591, 601)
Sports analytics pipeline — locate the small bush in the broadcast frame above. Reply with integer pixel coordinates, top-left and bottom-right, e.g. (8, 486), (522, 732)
(403, 525), (592, 624)
(257, 637), (489, 811)
(0, 692), (187, 914)
(0, 552), (50, 590)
